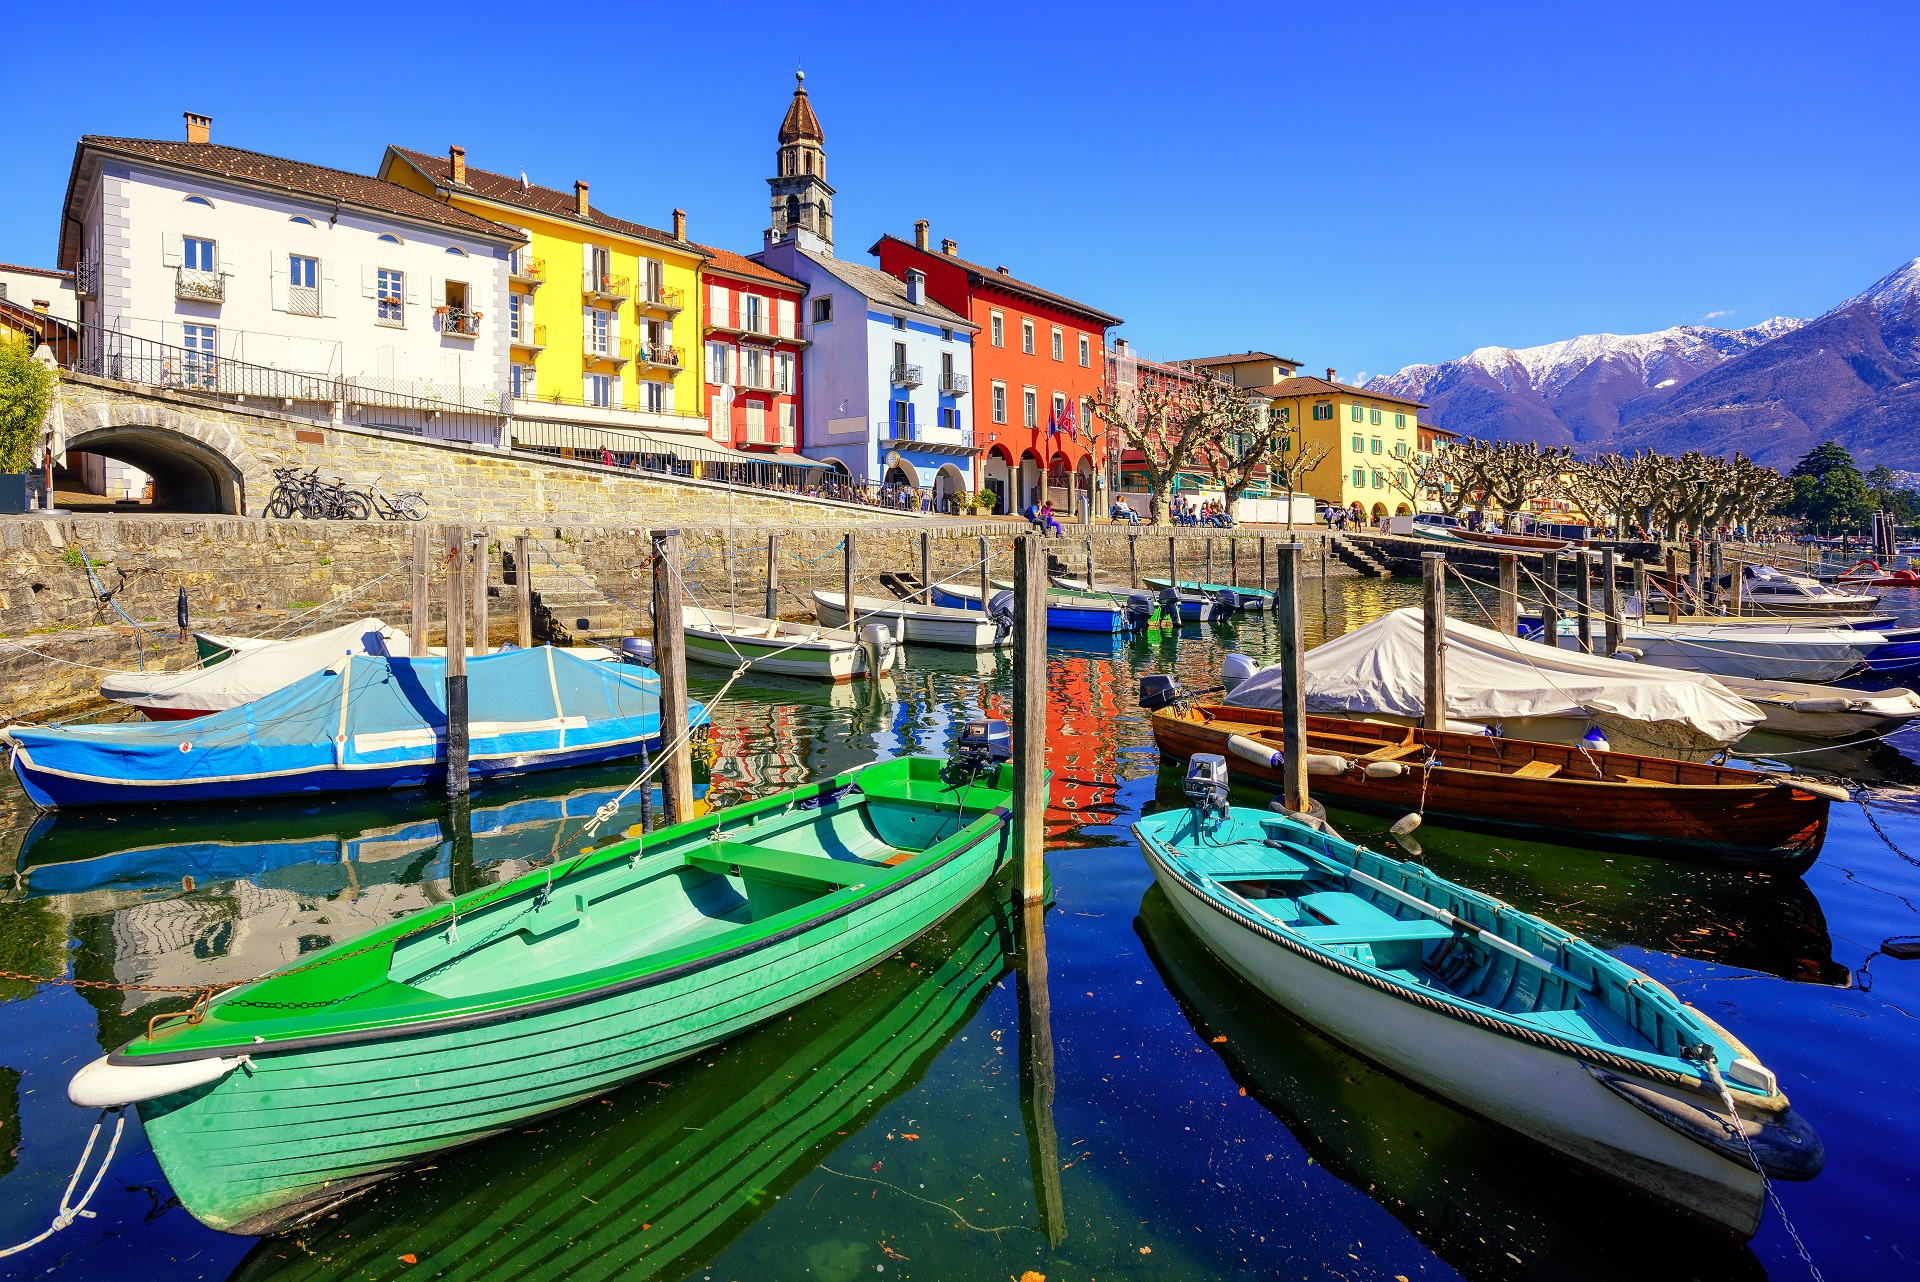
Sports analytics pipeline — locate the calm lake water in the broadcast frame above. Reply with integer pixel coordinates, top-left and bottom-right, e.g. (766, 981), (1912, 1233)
(4, 580), (1919, 1281)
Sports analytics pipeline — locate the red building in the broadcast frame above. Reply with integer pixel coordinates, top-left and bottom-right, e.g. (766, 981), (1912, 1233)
(697, 245), (805, 455)
(873, 223), (1121, 516)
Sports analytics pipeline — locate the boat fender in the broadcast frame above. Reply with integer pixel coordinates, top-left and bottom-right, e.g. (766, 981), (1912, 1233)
(1788, 697), (1853, 714)
(1389, 812), (1422, 836)
(1610, 646), (1644, 661)
(1776, 776), (1850, 803)
(1305, 753), (1350, 776)
(1584, 1064), (1824, 1181)
(68, 1053), (250, 1109)
(1363, 760), (1406, 778)
(1225, 733), (1282, 770)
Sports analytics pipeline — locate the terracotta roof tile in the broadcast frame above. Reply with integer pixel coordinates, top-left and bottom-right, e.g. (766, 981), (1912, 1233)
(779, 75), (824, 144)
(0, 263), (72, 280)
(1253, 375), (1428, 410)
(79, 138), (521, 240)
(869, 234), (1122, 328)
(695, 243), (801, 289)
(1186, 350), (1302, 369)
(391, 147), (701, 256)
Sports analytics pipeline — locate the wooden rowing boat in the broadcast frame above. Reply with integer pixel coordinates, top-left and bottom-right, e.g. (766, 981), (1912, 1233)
(810, 589), (1007, 650)
(1134, 801), (1822, 1238)
(681, 606), (895, 681)
(1149, 704), (1829, 871)
(65, 754), (1016, 1234)
(1450, 528), (1574, 552)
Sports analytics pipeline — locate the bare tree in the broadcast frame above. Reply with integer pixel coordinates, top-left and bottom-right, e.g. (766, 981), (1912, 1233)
(1270, 434), (1335, 528)
(1090, 371), (1247, 526)
(1192, 395), (1284, 520)
(1448, 439), (1572, 516)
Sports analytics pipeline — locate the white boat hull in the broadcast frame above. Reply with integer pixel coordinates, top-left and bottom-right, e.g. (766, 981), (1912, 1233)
(681, 607), (894, 682)
(811, 591), (1005, 651)
(1147, 852), (1767, 1236)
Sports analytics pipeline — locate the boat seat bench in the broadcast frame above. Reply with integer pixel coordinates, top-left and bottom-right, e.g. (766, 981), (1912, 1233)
(688, 842), (867, 892)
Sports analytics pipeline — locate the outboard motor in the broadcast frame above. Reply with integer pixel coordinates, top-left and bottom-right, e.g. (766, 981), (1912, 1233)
(985, 590), (1017, 643)
(1221, 653), (1258, 692)
(621, 636), (655, 666)
(1139, 673), (1183, 710)
(858, 622), (896, 679)
(1212, 588), (1241, 614)
(1157, 586), (1184, 620)
(1124, 592), (1156, 631)
(1185, 753), (1230, 825)
(943, 717), (1012, 787)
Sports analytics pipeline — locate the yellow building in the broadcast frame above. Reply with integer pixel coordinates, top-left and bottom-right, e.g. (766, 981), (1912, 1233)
(1255, 370), (1430, 518)
(380, 145), (707, 441)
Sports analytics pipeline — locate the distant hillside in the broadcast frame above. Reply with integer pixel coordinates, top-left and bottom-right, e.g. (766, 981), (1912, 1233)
(1367, 255), (1920, 469)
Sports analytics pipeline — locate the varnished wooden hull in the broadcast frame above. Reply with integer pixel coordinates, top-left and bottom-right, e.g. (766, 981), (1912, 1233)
(1151, 707), (1827, 872)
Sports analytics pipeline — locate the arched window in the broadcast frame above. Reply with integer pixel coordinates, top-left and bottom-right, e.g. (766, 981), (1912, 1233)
(785, 194), (800, 228)
(379, 233), (403, 244)
(289, 215), (316, 227)
(803, 151), (813, 175)
(185, 195), (214, 207)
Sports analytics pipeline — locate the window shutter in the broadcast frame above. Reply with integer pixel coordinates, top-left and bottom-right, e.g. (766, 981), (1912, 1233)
(161, 230), (182, 267)
(321, 260), (337, 316)
(609, 308), (620, 341)
(405, 274), (419, 305)
(431, 277), (446, 309)
(583, 243), (594, 274)
(610, 377), (623, 409)
(662, 383), (674, 412)
(270, 252), (289, 311)
(362, 265), (376, 298)
(582, 374), (593, 403)
(779, 298), (794, 337)
(710, 283), (727, 324)
(660, 319), (672, 347)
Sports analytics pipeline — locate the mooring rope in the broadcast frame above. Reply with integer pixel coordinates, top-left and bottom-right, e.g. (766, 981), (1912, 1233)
(0, 1108), (125, 1259)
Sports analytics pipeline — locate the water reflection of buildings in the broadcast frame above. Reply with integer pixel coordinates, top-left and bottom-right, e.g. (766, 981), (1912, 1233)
(1042, 650), (1131, 847)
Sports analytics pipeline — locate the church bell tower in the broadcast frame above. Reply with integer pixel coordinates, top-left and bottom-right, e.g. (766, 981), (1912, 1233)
(767, 71), (835, 255)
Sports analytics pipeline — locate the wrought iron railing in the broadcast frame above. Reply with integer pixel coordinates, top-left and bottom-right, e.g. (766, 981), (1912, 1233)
(891, 363), (923, 388)
(288, 285), (322, 318)
(175, 268), (224, 303)
(583, 335), (633, 363)
(438, 307), (481, 336)
(941, 371), (970, 395)
(511, 323), (547, 349)
(584, 271), (632, 300)
(640, 283), (683, 312)
(513, 418), (832, 491)
(641, 345), (683, 369)
(75, 260), (100, 300)
(510, 256), (546, 285)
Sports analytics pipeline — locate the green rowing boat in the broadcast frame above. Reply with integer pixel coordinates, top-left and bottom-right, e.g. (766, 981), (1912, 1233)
(66, 754), (1016, 1235)
(228, 884), (1013, 1281)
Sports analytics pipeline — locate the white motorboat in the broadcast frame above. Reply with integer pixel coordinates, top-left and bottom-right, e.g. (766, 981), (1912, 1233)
(810, 590), (1007, 651)
(1646, 565), (1880, 617)
(100, 619), (412, 720)
(681, 606), (895, 681)
(1711, 675), (1920, 742)
(1536, 618), (1876, 682)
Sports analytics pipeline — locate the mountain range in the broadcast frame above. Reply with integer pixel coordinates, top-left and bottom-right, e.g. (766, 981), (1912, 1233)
(1366, 256), (1920, 470)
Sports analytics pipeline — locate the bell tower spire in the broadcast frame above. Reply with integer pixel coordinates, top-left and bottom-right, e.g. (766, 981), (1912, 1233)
(767, 70), (835, 255)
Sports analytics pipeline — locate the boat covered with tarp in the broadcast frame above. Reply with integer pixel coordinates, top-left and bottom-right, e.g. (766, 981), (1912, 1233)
(100, 618), (413, 720)
(6, 647), (694, 809)
(1229, 608), (1765, 759)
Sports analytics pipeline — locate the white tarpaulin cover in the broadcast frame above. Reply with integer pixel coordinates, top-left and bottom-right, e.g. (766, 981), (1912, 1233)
(100, 618), (411, 715)
(1227, 608), (1765, 745)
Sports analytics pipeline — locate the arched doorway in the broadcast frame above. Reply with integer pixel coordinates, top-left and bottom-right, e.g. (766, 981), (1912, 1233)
(62, 422), (247, 513)
(932, 463), (968, 513)
(1394, 502), (1412, 516)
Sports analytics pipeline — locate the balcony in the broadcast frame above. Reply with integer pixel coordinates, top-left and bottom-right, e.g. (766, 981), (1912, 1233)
(639, 283), (683, 314)
(510, 256), (546, 288)
(175, 267), (224, 303)
(583, 271), (631, 303)
(75, 260), (100, 300)
(736, 366), (775, 391)
(745, 420), (797, 448)
(437, 307), (481, 337)
(376, 300), (405, 329)
(890, 363), (923, 389)
(511, 323), (547, 353)
(640, 344), (683, 371)
(941, 371), (970, 396)
(583, 336), (633, 366)
(288, 284), (321, 318)
(879, 418), (975, 453)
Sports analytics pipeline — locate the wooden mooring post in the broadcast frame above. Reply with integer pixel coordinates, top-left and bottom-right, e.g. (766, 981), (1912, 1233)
(1084, 536), (1095, 592)
(978, 535), (990, 610)
(1205, 538), (1214, 585)
(1709, 540), (1725, 615)
(1602, 547), (1621, 656)
(514, 534), (534, 649)
(844, 531), (858, 629)
(470, 530), (489, 655)
(1167, 535), (1177, 585)
(410, 524), (430, 654)
(444, 527), (469, 798)
(1540, 550), (1561, 646)
(1013, 534), (1048, 903)
(1497, 553), (1519, 635)
(1729, 547), (1743, 617)
(651, 529), (695, 825)
(1128, 534), (1139, 589)
(1258, 537), (1268, 593)
(919, 530), (932, 604)
(1229, 538), (1239, 588)
(1274, 542), (1309, 814)
(1574, 550), (1593, 655)
(1016, 892), (1065, 1246)
(1664, 548), (1680, 624)
(764, 533), (780, 620)
(1422, 552), (1447, 730)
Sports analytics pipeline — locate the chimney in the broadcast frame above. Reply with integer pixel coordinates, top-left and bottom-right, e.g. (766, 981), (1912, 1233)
(940, 238), (958, 257)
(996, 265), (1010, 275)
(449, 145), (466, 185)
(1115, 338), (1129, 354)
(913, 219), (930, 251)
(183, 112), (211, 144)
(574, 181), (590, 217)
(672, 208), (687, 242)
(906, 270), (925, 305)
(1326, 367), (1337, 383)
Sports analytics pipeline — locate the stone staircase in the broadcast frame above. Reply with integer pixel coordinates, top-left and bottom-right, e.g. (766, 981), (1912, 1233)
(507, 546), (646, 645)
(1327, 533), (1392, 578)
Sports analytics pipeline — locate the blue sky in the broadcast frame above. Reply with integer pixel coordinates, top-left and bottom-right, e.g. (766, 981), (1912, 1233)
(9, 0), (1917, 381)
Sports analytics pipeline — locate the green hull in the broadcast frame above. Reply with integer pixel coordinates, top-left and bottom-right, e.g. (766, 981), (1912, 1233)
(228, 884), (1012, 1281)
(114, 757), (1013, 1234)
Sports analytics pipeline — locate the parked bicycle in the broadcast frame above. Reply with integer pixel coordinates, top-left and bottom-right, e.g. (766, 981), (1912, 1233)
(361, 475), (430, 522)
(266, 467), (368, 521)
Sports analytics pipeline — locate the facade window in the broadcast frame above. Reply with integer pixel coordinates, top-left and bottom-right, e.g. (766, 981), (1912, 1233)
(377, 269), (404, 325)
(992, 382), (1007, 424)
(288, 254), (319, 316)
(1395, 412), (1406, 427)
(1051, 328), (1063, 361)
(181, 323), (216, 387)
(1079, 335), (1090, 367)
(1370, 407), (1382, 425)
(1370, 438), (1382, 454)
(990, 311), (1004, 347)
(780, 402), (795, 444)
(711, 398), (729, 440)
(289, 255), (316, 288)
(775, 351), (793, 392)
(939, 405), (960, 431)
(508, 294), (523, 340)
(891, 399), (912, 433)
(379, 234), (402, 244)
(706, 341), (728, 383)
(1351, 403), (1364, 422)
(1023, 387), (1038, 429)
(941, 327), (953, 341)
(1352, 466), (1365, 489)
(586, 373), (612, 408)
(290, 215), (315, 227)
(744, 348), (766, 388)
(1351, 434), (1364, 453)
(743, 294), (764, 333)
(1021, 320), (1034, 355)
(510, 363), (536, 400)
(639, 380), (666, 413)
(893, 340), (908, 375)
(812, 297), (832, 323)
(1052, 392), (1067, 425)
(746, 401), (767, 441)
(893, 315), (906, 330)
(1313, 402), (1333, 421)
(1371, 469), (1384, 488)
(185, 195), (214, 208)
(183, 236), (216, 271)
(1396, 469), (1408, 488)
(588, 309), (611, 355)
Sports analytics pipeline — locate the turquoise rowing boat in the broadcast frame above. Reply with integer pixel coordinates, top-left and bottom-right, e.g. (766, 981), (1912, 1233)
(1135, 768), (1821, 1238)
(66, 753), (1016, 1235)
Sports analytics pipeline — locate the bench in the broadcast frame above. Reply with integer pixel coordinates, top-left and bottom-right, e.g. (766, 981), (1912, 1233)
(1359, 742), (1424, 763)
(1289, 889), (1457, 946)
(1510, 760), (1562, 780)
(687, 842), (865, 892)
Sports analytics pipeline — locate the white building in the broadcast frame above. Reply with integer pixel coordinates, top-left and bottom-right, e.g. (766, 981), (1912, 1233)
(0, 263), (77, 320)
(57, 114), (523, 410)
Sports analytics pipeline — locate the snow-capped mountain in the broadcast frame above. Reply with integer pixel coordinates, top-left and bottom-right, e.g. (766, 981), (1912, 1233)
(1367, 255), (1920, 468)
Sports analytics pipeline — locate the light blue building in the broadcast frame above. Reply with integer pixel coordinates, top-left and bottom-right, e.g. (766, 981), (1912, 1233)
(757, 240), (978, 507)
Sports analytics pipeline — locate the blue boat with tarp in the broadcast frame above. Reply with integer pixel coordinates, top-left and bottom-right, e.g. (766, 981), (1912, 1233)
(4, 647), (703, 809)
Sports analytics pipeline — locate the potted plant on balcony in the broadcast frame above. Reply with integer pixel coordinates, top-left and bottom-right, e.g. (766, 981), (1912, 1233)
(0, 337), (56, 514)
